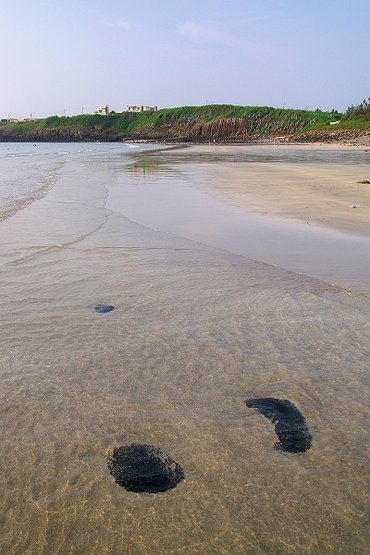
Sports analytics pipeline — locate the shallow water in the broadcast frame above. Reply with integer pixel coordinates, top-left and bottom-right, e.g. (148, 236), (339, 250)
(0, 143), (369, 554)
(108, 147), (370, 293)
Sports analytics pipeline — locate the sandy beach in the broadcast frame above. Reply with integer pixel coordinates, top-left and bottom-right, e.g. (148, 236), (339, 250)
(113, 143), (370, 292)
(169, 144), (370, 236)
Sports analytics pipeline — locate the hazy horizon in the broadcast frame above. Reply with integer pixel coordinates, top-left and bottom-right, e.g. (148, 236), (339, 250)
(1, 0), (369, 119)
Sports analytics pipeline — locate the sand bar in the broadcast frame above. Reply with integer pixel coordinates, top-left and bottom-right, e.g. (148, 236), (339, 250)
(185, 144), (370, 236)
(117, 143), (370, 291)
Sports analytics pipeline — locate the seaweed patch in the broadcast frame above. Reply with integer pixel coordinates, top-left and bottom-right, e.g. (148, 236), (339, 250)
(107, 443), (185, 493)
(245, 398), (312, 453)
(94, 304), (115, 313)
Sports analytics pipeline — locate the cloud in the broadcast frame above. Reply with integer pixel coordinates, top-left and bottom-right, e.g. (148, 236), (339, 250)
(115, 18), (131, 30)
(177, 20), (255, 46)
(103, 17), (131, 30)
(178, 21), (224, 41)
(178, 19), (284, 63)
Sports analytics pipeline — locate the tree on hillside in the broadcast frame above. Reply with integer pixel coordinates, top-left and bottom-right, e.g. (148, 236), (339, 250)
(345, 97), (370, 120)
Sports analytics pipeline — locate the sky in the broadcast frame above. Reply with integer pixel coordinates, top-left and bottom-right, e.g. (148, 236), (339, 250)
(1, 0), (369, 118)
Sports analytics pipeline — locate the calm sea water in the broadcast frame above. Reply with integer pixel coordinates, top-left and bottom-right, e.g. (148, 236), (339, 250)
(0, 143), (369, 554)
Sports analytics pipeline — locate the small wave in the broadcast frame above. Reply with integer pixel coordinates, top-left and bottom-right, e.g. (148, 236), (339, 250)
(0, 153), (34, 159)
(0, 169), (60, 222)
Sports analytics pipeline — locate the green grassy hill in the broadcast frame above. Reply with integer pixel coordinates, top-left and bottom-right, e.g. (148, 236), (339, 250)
(0, 104), (369, 142)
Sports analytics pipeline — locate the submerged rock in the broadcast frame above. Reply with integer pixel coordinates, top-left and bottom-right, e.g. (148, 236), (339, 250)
(107, 443), (185, 493)
(94, 304), (114, 313)
(245, 398), (312, 453)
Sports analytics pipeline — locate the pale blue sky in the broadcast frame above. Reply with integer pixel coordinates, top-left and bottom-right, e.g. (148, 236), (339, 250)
(1, 0), (369, 118)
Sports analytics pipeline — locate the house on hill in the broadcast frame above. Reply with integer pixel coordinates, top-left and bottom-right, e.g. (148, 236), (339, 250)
(96, 105), (109, 115)
(127, 105), (142, 113)
(127, 104), (157, 113)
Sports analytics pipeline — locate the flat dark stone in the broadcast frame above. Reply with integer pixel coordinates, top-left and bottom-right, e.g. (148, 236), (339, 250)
(245, 398), (312, 453)
(107, 443), (185, 493)
(94, 304), (114, 313)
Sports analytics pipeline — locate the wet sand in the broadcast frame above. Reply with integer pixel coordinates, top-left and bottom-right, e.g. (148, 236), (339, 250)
(172, 144), (370, 236)
(109, 143), (370, 292)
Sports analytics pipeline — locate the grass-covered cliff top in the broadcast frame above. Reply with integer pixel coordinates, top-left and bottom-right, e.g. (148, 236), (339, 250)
(0, 104), (338, 130)
(0, 103), (369, 141)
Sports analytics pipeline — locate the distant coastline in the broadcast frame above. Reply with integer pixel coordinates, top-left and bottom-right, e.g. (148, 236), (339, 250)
(0, 104), (369, 145)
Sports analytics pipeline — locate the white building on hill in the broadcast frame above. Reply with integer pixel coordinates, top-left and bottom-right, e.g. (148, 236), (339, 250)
(96, 105), (109, 115)
(127, 105), (157, 113)
(127, 105), (142, 113)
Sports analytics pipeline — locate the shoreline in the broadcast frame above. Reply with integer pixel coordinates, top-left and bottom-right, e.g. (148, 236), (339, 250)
(0, 137), (369, 146)
(154, 143), (370, 237)
(105, 142), (370, 292)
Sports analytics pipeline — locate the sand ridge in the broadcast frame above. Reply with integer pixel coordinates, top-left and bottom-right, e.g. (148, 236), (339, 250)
(187, 144), (370, 236)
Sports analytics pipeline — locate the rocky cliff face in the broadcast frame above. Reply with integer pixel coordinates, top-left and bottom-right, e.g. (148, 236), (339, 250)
(128, 118), (367, 145)
(126, 118), (250, 141)
(0, 126), (121, 142)
(0, 118), (369, 144)
(287, 127), (370, 144)
(127, 116), (319, 141)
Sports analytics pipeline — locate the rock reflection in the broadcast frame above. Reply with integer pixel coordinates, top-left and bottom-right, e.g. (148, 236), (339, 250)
(126, 156), (171, 178)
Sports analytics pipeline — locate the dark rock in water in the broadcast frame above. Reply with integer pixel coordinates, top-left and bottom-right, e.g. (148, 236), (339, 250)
(94, 304), (114, 313)
(107, 443), (185, 493)
(245, 398), (312, 453)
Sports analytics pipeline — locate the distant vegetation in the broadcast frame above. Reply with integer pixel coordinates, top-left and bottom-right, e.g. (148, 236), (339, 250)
(341, 98), (370, 127)
(0, 103), (369, 142)
(124, 104), (336, 132)
(0, 105), (338, 132)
